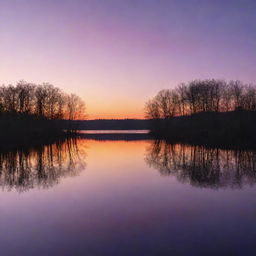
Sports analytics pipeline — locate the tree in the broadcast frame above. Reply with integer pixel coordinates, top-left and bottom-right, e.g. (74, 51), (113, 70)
(66, 94), (86, 121)
(145, 79), (256, 119)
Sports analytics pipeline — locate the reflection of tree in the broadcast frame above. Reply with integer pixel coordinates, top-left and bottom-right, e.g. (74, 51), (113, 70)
(0, 138), (86, 192)
(146, 140), (256, 189)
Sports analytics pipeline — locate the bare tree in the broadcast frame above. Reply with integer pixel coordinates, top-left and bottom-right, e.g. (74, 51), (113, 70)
(176, 83), (188, 115)
(145, 99), (160, 119)
(230, 80), (244, 110)
(65, 94), (86, 121)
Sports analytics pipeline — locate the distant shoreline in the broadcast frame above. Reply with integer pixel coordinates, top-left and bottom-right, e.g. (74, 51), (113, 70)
(61, 119), (151, 130)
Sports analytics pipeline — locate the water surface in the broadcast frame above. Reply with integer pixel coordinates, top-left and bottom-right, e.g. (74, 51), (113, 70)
(79, 130), (150, 134)
(0, 137), (256, 255)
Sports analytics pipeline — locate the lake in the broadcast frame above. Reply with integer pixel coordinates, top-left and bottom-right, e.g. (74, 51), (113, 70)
(0, 134), (256, 255)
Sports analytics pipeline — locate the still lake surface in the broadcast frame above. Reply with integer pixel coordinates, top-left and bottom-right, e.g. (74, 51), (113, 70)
(0, 131), (256, 255)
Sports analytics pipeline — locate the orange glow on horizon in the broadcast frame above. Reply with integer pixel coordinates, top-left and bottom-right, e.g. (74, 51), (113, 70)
(87, 112), (145, 120)
(85, 99), (146, 120)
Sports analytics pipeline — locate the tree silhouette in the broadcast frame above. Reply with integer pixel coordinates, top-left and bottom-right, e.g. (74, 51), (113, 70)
(145, 79), (256, 119)
(0, 80), (86, 121)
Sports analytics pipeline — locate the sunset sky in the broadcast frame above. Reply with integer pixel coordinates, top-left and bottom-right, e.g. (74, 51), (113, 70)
(0, 0), (255, 119)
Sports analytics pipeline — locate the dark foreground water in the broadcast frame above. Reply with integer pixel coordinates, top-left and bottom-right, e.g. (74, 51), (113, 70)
(1, 136), (256, 255)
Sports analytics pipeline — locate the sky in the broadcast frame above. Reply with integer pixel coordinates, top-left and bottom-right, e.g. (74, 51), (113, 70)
(0, 0), (255, 119)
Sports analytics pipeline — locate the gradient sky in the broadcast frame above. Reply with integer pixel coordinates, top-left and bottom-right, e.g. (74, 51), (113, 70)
(0, 0), (255, 119)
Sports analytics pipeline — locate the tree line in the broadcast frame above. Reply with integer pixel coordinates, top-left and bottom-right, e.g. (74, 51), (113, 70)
(0, 81), (86, 120)
(145, 79), (256, 119)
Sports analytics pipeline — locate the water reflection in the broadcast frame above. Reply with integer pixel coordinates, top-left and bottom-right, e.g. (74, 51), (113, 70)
(146, 140), (256, 189)
(0, 138), (86, 192)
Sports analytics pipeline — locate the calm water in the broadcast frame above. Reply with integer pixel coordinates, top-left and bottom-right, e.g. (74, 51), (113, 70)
(1, 136), (256, 255)
(79, 130), (150, 134)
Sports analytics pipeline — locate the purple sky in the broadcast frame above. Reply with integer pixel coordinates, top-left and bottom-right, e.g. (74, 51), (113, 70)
(0, 0), (255, 118)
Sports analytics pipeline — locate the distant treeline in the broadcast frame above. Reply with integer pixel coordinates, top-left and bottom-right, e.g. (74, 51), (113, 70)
(65, 119), (151, 130)
(145, 79), (256, 145)
(145, 79), (256, 118)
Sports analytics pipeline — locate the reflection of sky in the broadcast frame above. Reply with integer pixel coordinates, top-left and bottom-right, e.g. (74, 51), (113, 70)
(0, 0), (255, 118)
(1, 139), (256, 255)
